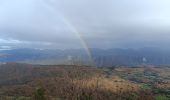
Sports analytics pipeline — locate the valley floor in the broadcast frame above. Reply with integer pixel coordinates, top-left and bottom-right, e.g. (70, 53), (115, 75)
(0, 63), (169, 100)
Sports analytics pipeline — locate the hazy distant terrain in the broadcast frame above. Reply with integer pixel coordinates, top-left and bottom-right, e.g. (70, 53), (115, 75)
(1, 48), (170, 67)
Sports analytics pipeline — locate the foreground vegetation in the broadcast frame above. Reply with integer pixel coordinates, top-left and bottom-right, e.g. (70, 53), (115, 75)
(0, 63), (169, 100)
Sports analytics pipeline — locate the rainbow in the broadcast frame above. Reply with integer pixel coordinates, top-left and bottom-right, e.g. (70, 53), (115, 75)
(40, 0), (95, 66)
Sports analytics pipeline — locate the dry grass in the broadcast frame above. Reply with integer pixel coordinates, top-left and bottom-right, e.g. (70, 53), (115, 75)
(2, 73), (141, 100)
(152, 67), (170, 77)
(74, 76), (139, 93)
(154, 80), (170, 89)
(0, 64), (155, 100)
(115, 67), (145, 74)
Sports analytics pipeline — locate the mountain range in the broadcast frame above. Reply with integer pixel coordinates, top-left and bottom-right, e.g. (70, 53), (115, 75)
(0, 48), (170, 67)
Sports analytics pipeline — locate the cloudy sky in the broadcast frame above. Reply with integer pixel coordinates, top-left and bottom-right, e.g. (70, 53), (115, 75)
(0, 0), (170, 49)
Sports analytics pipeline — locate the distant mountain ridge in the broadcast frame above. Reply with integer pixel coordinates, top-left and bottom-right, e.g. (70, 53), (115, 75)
(0, 48), (170, 67)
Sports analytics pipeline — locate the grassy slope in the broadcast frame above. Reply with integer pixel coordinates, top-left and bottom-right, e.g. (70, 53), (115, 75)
(0, 63), (169, 100)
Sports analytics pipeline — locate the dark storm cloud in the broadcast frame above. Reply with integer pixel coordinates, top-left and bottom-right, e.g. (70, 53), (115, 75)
(0, 0), (170, 49)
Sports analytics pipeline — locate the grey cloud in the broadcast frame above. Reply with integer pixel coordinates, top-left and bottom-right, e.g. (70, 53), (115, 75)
(0, 0), (170, 49)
